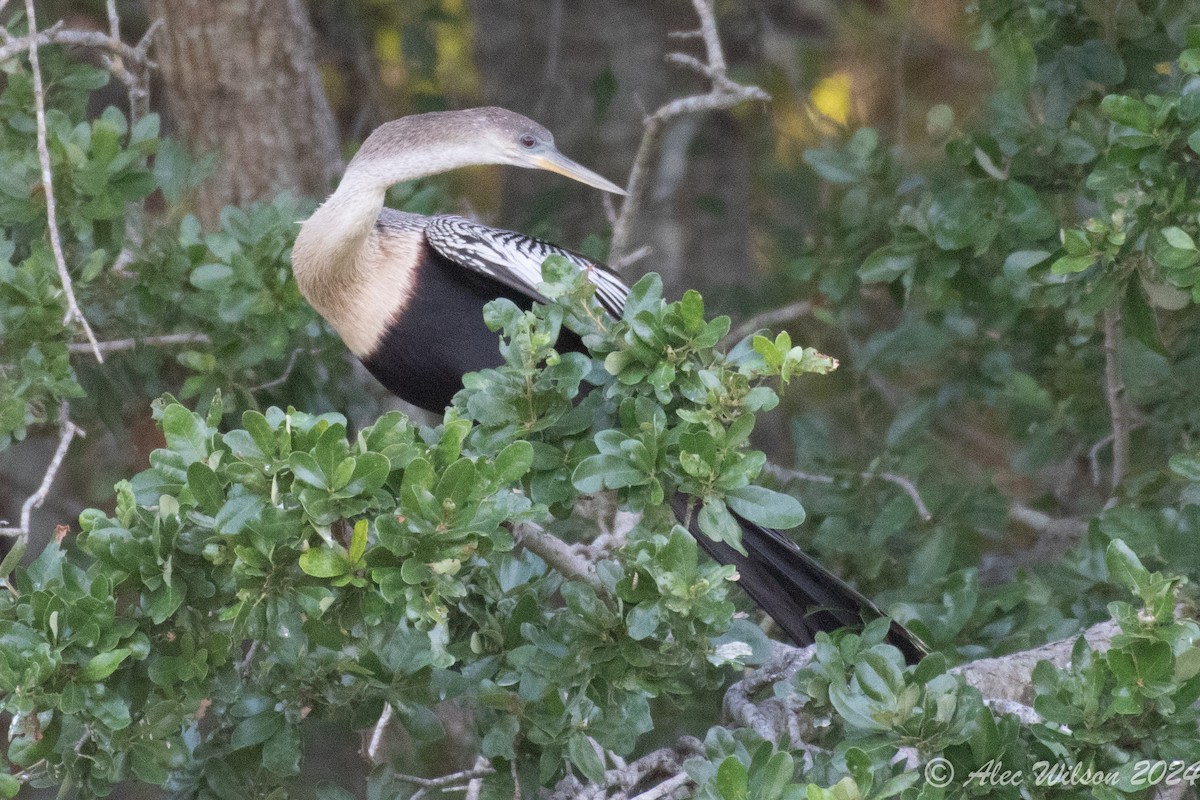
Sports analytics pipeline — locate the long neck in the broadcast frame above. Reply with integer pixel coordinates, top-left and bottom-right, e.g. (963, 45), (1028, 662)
(292, 139), (483, 305)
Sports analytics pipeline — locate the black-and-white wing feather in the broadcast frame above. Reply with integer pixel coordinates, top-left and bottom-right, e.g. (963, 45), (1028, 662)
(424, 215), (629, 317)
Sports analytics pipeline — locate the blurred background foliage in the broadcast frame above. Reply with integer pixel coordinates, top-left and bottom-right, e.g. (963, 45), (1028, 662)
(6, 0), (1200, 796)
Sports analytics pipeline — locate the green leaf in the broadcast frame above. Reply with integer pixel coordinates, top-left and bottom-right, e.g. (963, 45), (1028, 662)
(348, 519), (369, 564)
(299, 546), (349, 578)
(572, 454), (647, 492)
(289, 452), (327, 490)
(187, 462), (224, 515)
(493, 440), (534, 483)
(859, 247), (916, 283)
(231, 711), (283, 750)
(567, 733), (606, 784)
(1180, 47), (1200, 73)
(725, 485), (805, 528)
(1124, 283), (1163, 355)
(750, 751), (795, 799)
(1003, 249), (1051, 278)
(0, 538), (26, 579)
(1162, 227), (1197, 251)
(1101, 94), (1153, 132)
(1168, 452), (1200, 482)
(79, 648), (131, 682)
(161, 403), (209, 464)
(189, 262), (234, 290)
(262, 723), (301, 776)
(698, 498), (745, 554)
(626, 603), (661, 641)
(1050, 254), (1094, 274)
(1106, 539), (1149, 593)
(715, 756), (748, 800)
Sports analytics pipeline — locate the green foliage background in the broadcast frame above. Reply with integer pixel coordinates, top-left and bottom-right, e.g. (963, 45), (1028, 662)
(6, 0), (1200, 798)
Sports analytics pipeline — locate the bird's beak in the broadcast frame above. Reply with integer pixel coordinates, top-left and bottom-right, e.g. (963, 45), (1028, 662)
(532, 150), (627, 195)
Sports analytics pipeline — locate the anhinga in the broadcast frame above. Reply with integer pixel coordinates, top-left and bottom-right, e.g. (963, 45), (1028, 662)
(292, 107), (924, 663)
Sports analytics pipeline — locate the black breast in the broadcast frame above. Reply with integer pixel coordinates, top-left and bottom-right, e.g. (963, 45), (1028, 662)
(361, 245), (583, 412)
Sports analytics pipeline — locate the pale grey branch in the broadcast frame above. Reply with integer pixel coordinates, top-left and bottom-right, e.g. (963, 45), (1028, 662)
(765, 462), (933, 523)
(608, 0), (770, 267)
(67, 332), (212, 355)
(515, 522), (606, 593)
(0, 407), (83, 544)
(729, 300), (814, 341)
(25, 0), (103, 363)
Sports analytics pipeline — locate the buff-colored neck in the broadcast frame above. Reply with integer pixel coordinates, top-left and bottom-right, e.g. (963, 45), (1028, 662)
(290, 127), (494, 356)
(292, 137), (478, 299)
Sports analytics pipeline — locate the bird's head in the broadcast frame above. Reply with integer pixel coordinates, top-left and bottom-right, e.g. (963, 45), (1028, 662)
(351, 107), (626, 195)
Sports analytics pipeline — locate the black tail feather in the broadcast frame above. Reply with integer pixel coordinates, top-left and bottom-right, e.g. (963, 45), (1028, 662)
(671, 495), (926, 665)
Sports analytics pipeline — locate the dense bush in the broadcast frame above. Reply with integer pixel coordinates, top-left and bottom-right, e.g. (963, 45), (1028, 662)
(5, 0), (1200, 798)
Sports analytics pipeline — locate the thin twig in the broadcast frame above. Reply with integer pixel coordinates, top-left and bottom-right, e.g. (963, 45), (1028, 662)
(25, 0), (103, 363)
(463, 756), (491, 800)
(628, 772), (692, 800)
(67, 332), (212, 355)
(892, 0), (920, 152)
(1006, 502), (1087, 540)
(0, 407), (83, 544)
(0, 24), (152, 69)
(250, 347), (315, 392)
(1101, 306), (1133, 496)
(729, 299), (814, 341)
(366, 703), (393, 763)
(1090, 420), (1144, 490)
(764, 463), (932, 522)
(608, 0), (770, 267)
(607, 245), (651, 274)
(396, 765), (496, 800)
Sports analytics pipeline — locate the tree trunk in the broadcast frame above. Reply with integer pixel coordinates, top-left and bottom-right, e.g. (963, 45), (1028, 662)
(145, 0), (342, 225)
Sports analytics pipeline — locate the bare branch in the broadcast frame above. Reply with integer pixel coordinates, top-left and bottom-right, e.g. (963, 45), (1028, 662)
(0, 406), (83, 544)
(0, 24), (154, 72)
(984, 698), (1042, 726)
(549, 742), (703, 800)
(1006, 502), (1087, 540)
(953, 616), (1122, 707)
(395, 764), (496, 800)
(67, 332), (212, 355)
(729, 300), (814, 342)
(607, 244), (652, 274)
(514, 522), (606, 593)
(366, 704), (393, 764)
(608, 0), (770, 267)
(765, 463), (933, 523)
(629, 772), (691, 800)
(250, 347), (315, 392)
(25, 0), (103, 363)
(1101, 306), (1135, 497)
(463, 756), (490, 800)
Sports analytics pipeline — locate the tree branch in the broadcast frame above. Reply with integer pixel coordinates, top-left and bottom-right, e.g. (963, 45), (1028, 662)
(395, 763), (496, 800)
(514, 521), (606, 593)
(1101, 306), (1134, 497)
(24, 0), (103, 363)
(607, 0), (770, 268)
(0, 406), (83, 544)
(552, 611), (1140, 799)
(729, 300), (814, 342)
(67, 332), (213, 355)
(764, 462), (933, 523)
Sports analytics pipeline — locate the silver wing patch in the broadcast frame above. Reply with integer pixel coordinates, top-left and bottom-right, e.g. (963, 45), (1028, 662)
(424, 215), (629, 318)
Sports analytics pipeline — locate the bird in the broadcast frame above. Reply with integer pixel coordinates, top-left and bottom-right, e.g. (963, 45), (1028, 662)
(292, 107), (925, 664)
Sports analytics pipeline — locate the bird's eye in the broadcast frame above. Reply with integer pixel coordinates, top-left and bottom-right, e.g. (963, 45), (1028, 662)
(519, 134), (538, 149)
